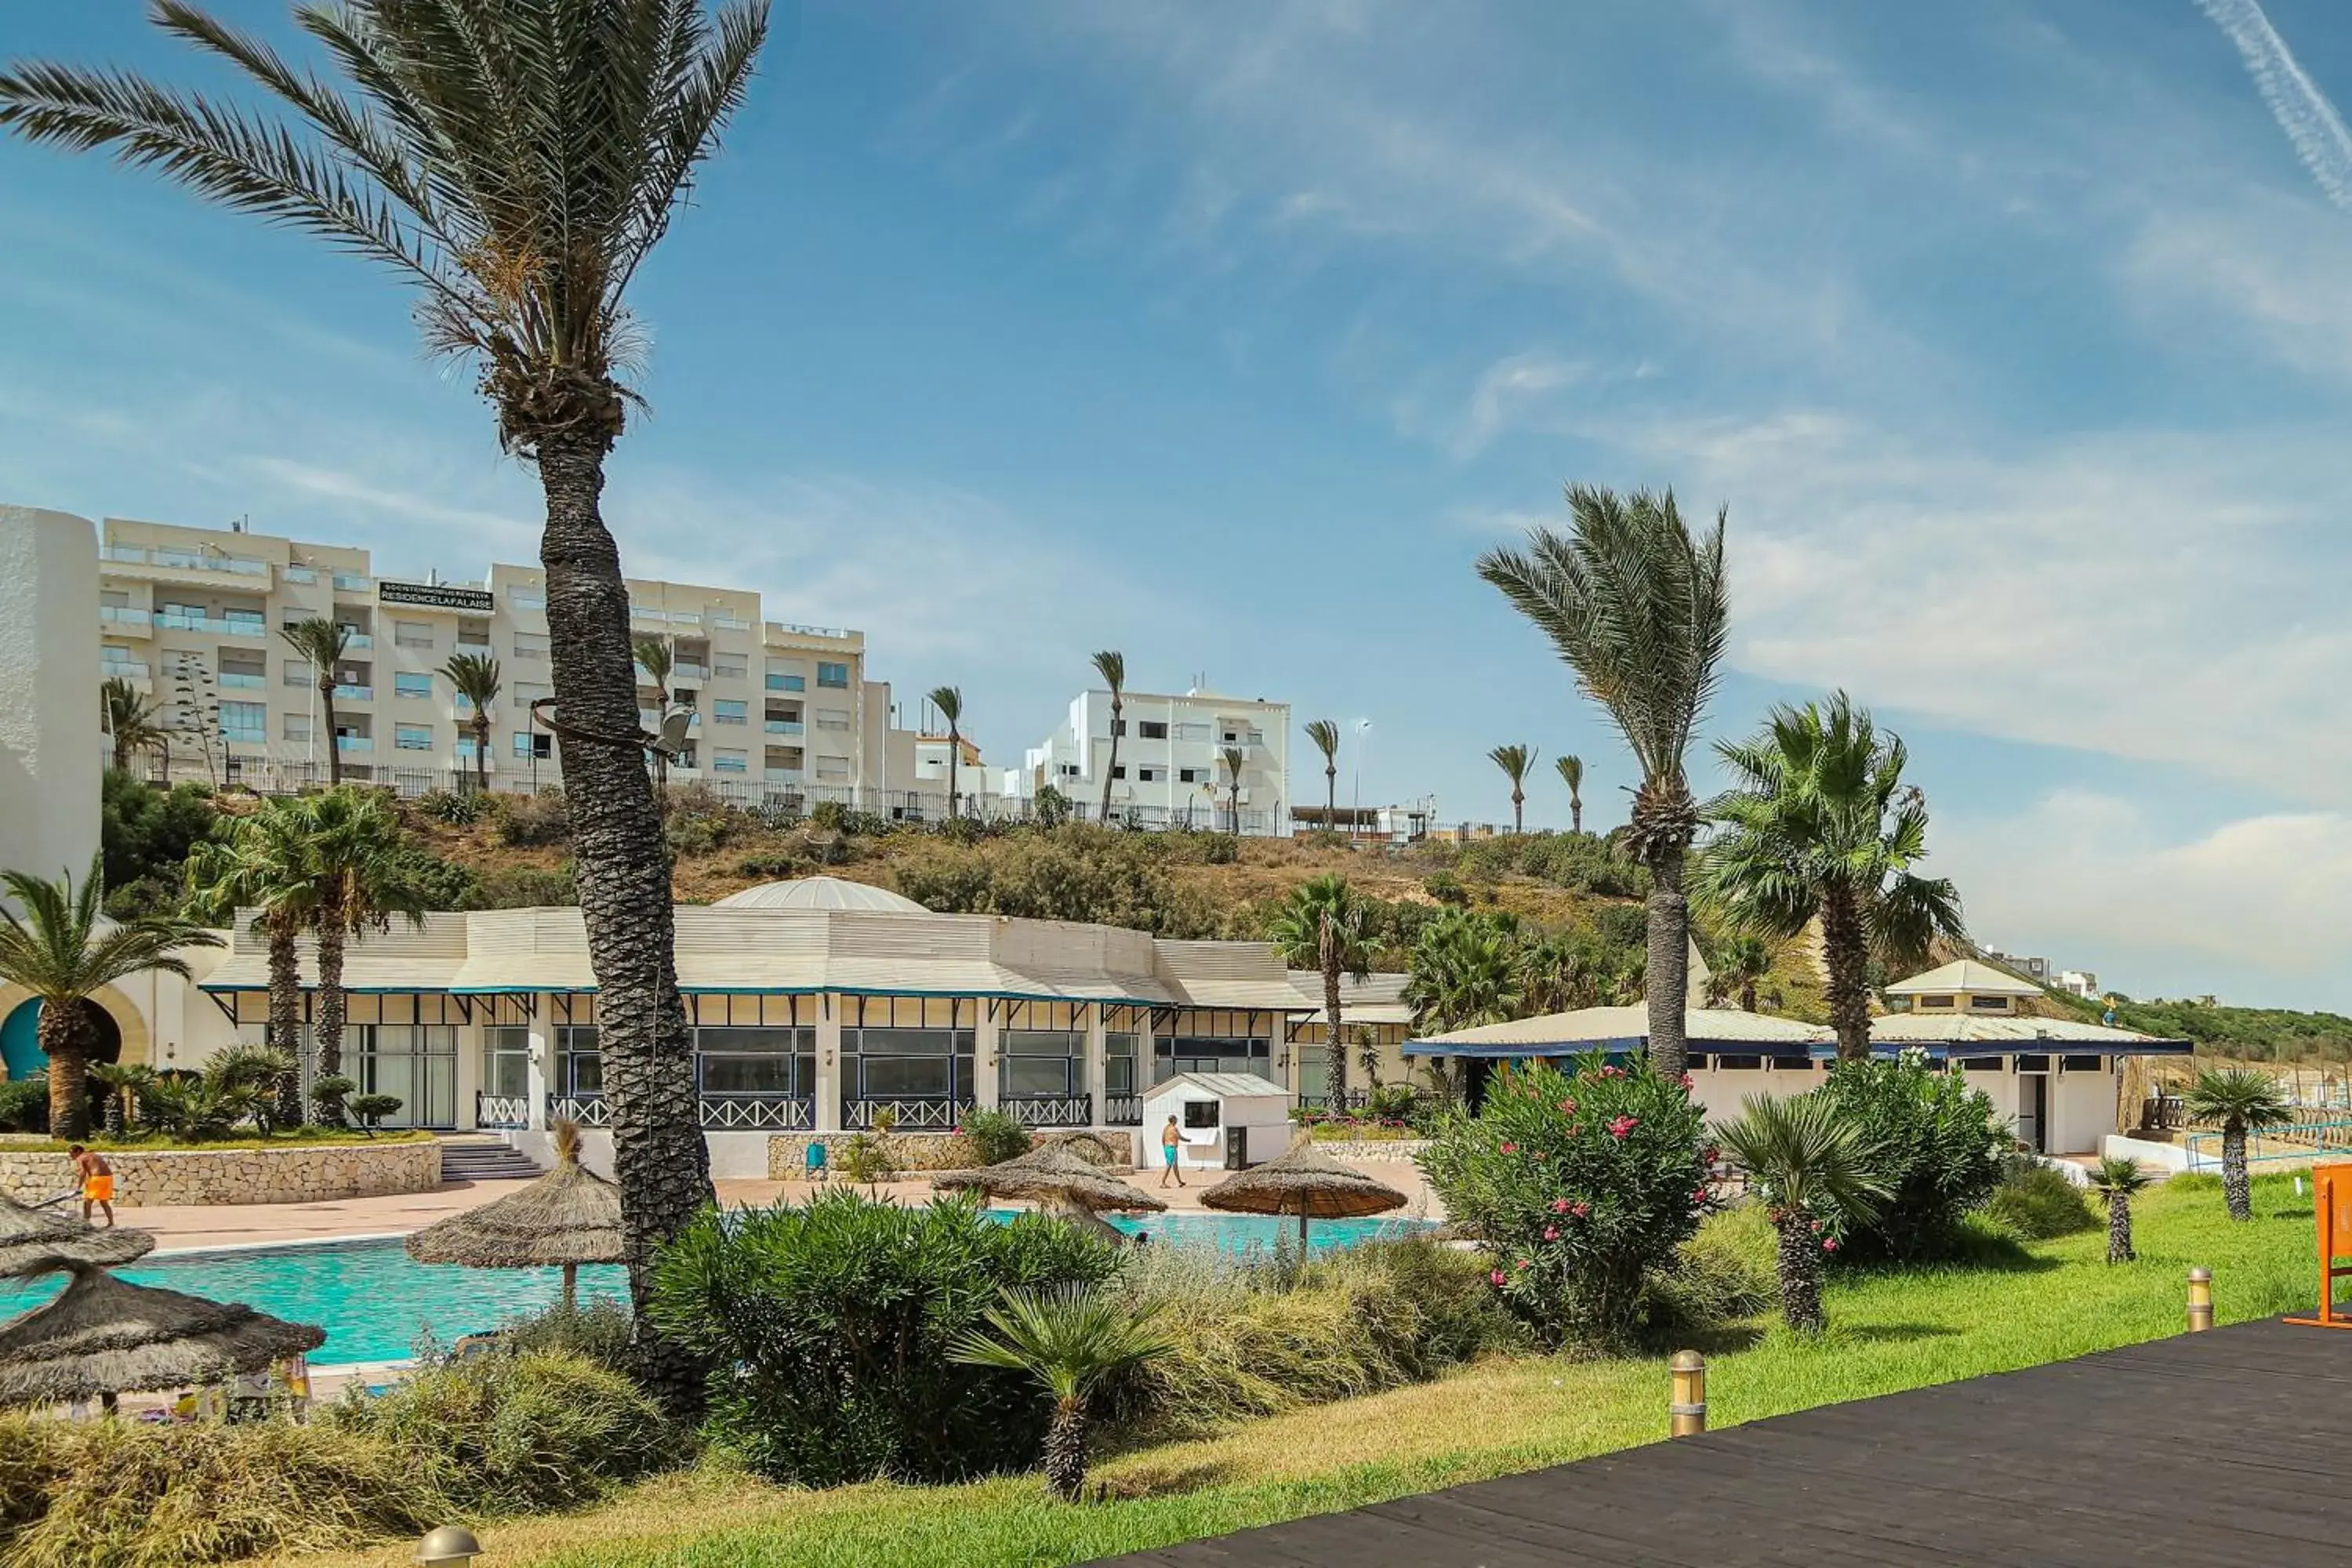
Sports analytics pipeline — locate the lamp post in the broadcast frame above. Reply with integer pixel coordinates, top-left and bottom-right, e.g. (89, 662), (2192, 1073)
(1351, 719), (1372, 840)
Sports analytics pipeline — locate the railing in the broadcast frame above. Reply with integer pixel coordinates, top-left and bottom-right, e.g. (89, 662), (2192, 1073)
(334, 684), (374, 701)
(332, 573), (372, 592)
(335, 735), (373, 752)
(842, 1098), (971, 1131)
(219, 672), (266, 689)
(2186, 1119), (2352, 1172)
(339, 631), (374, 648)
(156, 610), (267, 637)
(101, 660), (150, 681)
(766, 619), (851, 641)
(101, 544), (267, 576)
(2139, 1094), (2184, 1133)
(699, 1096), (814, 1131)
(1295, 1091), (1372, 1114)
(764, 720), (804, 735)
(1002, 1094), (1094, 1128)
(548, 1093), (611, 1127)
(1104, 1094), (1143, 1127)
(475, 1092), (530, 1130)
(100, 606), (151, 627)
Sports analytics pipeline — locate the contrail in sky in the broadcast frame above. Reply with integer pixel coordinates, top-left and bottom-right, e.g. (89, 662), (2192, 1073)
(2196, 0), (2352, 209)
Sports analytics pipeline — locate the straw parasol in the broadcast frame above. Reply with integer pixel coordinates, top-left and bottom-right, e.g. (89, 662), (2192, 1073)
(1200, 1144), (1407, 1245)
(931, 1142), (1167, 1246)
(0, 1191), (155, 1278)
(404, 1120), (621, 1309)
(0, 1261), (324, 1409)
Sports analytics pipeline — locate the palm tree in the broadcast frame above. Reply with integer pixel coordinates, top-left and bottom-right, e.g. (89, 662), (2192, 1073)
(1221, 746), (1245, 836)
(0, 855), (216, 1138)
(303, 789), (428, 1109)
(1555, 753), (1584, 834)
(1402, 910), (1525, 1033)
(1091, 651), (1124, 824)
(2184, 1068), (2295, 1221)
(1700, 692), (1965, 1063)
(1516, 932), (1588, 1014)
(85, 1061), (154, 1138)
(2086, 1155), (2151, 1263)
(185, 803), (321, 1124)
(1267, 877), (1371, 1108)
(1305, 719), (1342, 834)
(1714, 1093), (1889, 1334)
(633, 635), (675, 800)
(928, 686), (965, 819)
(949, 1284), (1171, 1501)
(1477, 487), (1728, 1076)
(1488, 744), (1537, 833)
(278, 618), (351, 785)
(2, 3), (771, 1400)
(1705, 931), (1775, 1013)
(100, 677), (165, 775)
(441, 652), (502, 795)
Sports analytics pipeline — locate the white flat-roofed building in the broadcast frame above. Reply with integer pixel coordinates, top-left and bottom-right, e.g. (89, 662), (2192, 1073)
(1019, 685), (1290, 834)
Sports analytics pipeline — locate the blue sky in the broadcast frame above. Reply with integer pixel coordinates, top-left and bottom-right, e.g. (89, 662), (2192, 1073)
(6, 1), (2352, 1008)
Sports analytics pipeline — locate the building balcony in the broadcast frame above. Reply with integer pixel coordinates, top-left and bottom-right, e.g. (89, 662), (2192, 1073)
(333, 684), (374, 702)
(335, 735), (374, 753)
(332, 572), (372, 593)
(100, 544), (269, 579)
(100, 660), (151, 683)
(218, 671), (267, 690)
(98, 606), (151, 637)
(339, 630), (373, 649)
(764, 719), (804, 735)
(155, 611), (267, 637)
(764, 768), (804, 785)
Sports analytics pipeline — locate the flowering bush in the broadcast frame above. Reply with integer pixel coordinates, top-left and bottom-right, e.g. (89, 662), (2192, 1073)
(1417, 1057), (1712, 1348)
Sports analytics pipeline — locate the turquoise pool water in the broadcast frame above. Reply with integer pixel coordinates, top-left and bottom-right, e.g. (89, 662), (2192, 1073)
(0, 1211), (1428, 1367)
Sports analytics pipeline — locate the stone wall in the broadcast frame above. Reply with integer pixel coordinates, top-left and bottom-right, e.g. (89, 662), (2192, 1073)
(767, 1129), (1134, 1181)
(0, 1139), (442, 1206)
(1310, 1137), (1432, 1163)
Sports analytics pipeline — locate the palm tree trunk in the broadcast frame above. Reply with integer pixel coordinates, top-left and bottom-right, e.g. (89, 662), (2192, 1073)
(1774, 1211), (1828, 1333)
(1512, 788), (1523, 833)
(38, 1002), (92, 1141)
(1740, 976), (1759, 1012)
(1324, 764), (1336, 833)
(1644, 843), (1691, 1077)
(267, 920), (304, 1127)
(1570, 795), (1581, 834)
(1101, 698), (1119, 822)
(2106, 1191), (2134, 1263)
(2222, 1123), (2251, 1221)
(1323, 942), (1347, 1109)
(314, 906), (347, 1122)
(947, 742), (960, 820)
(1819, 884), (1872, 1063)
(1043, 1399), (1089, 1501)
(112, 733), (130, 774)
(535, 426), (712, 1416)
(318, 678), (343, 786)
(474, 712), (491, 794)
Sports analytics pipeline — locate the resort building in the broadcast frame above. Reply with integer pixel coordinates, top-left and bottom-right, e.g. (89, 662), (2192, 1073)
(1016, 685), (1291, 835)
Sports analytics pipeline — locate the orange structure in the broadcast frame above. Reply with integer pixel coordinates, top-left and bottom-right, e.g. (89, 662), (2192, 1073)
(2284, 1162), (2352, 1330)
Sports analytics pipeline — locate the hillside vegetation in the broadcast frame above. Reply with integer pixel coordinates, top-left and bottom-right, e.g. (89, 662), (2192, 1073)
(2036, 985), (2352, 1065)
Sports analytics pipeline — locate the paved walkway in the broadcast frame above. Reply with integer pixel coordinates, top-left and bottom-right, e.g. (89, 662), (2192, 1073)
(1097, 1318), (2352, 1567)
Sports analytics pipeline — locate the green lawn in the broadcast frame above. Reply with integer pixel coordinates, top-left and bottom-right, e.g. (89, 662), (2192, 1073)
(312, 1172), (2321, 1568)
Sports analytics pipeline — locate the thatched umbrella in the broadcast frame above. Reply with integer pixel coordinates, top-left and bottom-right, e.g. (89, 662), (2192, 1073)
(1200, 1144), (1407, 1246)
(0, 1261), (324, 1410)
(931, 1142), (1167, 1245)
(0, 1192), (155, 1278)
(403, 1119), (620, 1309)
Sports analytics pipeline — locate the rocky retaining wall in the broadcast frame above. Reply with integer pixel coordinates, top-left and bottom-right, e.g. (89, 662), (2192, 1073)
(1310, 1138), (1432, 1162)
(767, 1129), (1134, 1181)
(0, 1139), (442, 1206)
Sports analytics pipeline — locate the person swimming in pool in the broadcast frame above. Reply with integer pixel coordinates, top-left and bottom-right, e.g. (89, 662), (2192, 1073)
(69, 1145), (114, 1228)
(1160, 1114), (1185, 1189)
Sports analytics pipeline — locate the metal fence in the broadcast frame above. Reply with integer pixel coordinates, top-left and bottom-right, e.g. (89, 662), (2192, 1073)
(842, 1097), (972, 1131)
(475, 1093), (529, 1130)
(1002, 1094), (1094, 1128)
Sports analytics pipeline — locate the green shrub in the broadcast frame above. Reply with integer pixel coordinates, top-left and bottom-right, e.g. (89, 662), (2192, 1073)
(650, 1190), (1120, 1485)
(414, 787), (488, 826)
(1032, 784), (1073, 827)
(499, 1298), (637, 1374)
(736, 851), (808, 879)
(493, 789), (571, 847)
(1982, 1160), (2098, 1241)
(1417, 1058), (1713, 1349)
(960, 1108), (1033, 1165)
(478, 862), (577, 908)
(1644, 1202), (1777, 1334)
(349, 1093), (403, 1132)
(0, 1076), (49, 1134)
(100, 771), (217, 919)
(1815, 1052), (2009, 1261)
(810, 799), (848, 832)
(308, 1074), (356, 1127)
(1421, 870), (1470, 906)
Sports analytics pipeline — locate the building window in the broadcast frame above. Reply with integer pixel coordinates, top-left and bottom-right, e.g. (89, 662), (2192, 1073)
(1139, 720), (1169, 740)
(1178, 768), (1201, 783)
(766, 671), (805, 691)
(1715, 1054), (1765, 1071)
(815, 757), (849, 781)
(713, 699), (747, 724)
(1969, 994), (2012, 1011)
(482, 1026), (531, 1100)
(219, 701), (266, 743)
(2060, 1054), (2104, 1073)
(284, 659), (313, 687)
(713, 656), (747, 680)
(1153, 1034), (1269, 1083)
(713, 749), (749, 773)
(1001, 1030), (1086, 1099)
(557, 1025), (600, 1095)
(394, 671), (432, 699)
(513, 632), (549, 660)
(283, 714), (312, 742)
(1916, 995), (1955, 1010)
(513, 731), (552, 759)
(1138, 767), (1160, 782)
(394, 619), (435, 649)
(695, 1026), (815, 1098)
(1964, 1056), (2005, 1072)
(815, 661), (850, 688)
(394, 724), (433, 751)
(815, 708), (851, 731)
(1111, 765), (1127, 780)
(1058, 763), (1080, 778)
(2013, 1054), (2051, 1074)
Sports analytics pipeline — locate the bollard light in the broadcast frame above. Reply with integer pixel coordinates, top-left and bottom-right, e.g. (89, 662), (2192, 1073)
(2187, 1266), (2214, 1334)
(1668, 1349), (1707, 1438)
(416, 1524), (484, 1566)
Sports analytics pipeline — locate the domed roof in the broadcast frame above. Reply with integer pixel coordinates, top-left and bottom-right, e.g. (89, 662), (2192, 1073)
(710, 876), (927, 914)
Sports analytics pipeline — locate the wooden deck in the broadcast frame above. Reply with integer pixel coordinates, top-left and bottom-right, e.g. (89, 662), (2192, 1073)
(1098, 1319), (2352, 1567)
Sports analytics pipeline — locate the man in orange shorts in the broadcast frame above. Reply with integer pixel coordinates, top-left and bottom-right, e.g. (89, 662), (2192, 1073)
(68, 1145), (114, 1227)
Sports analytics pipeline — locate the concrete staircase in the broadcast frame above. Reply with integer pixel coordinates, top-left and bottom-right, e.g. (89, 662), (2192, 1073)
(435, 1135), (546, 1184)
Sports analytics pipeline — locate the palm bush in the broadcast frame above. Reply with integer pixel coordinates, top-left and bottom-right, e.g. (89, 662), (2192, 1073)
(929, 686), (967, 819)
(1714, 1093), (1890, 1334)
(1268, 876), (1372, 1105)
(1981, 1160), (2096, 1242)
(2183, 1068), (2294, 1220)
(959, 1109), (1033, 1166)
(2086, 1156), (2152, 1263)
(950, 1285), (1171, 1500)
(1477, 487), (1729, 1074)
(186, 802), (321, 1124)
(83, 1062), (153, 1138)
(1813, 1051), (2008, 1261)
(276, 618), (352, 783)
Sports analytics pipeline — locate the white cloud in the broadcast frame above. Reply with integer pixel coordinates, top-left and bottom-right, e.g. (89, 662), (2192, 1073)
(2194, 0), (2352, 210)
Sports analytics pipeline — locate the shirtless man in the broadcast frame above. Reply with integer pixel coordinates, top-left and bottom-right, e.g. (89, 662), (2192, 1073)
(68, 1145), (114, 1227)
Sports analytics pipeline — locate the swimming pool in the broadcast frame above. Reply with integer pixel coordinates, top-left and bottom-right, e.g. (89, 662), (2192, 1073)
(0, 1210), (1429, 1367)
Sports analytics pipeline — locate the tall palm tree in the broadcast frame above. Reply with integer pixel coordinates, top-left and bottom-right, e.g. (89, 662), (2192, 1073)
(1714, 1093), (1889, 1334)
(1091, 651), (1124, 824)
(2086, 1155), (2151, 1264)
(1488, 744), (1536, 833)
(1267, 877), (1371, 1108)
(0, 855), (216, 1138)
(1305, 719), (1342, 834)
(633, 634), (675, 800)
(1478, 486), (1728, 1076)
(185, 803), (321, 1123)
(928, 686), (965, 819)
(278, 617), (351, 785)
(1220, 745), (1245, 836)
(1701, 692), (1965, 1062)
(1402, 910), (1525, 1033)
(949, 1284), (1170, 1501)
(2184, 1068), (2295, 1221)
(441, 652), (502, 794)
(100, 677), (166, 775)
(2, 2), (769, 1406)
(1555, 753), (1584, 834)
(303, 788), (428, 1109)
(1705, 930), (1775, 1013)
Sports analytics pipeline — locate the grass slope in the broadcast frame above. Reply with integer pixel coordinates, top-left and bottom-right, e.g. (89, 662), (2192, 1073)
(300, 1174), (2315, 1568)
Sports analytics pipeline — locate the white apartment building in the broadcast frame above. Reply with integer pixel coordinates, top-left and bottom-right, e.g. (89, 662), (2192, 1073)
(93, 516), (914, 808)
(1018, 686), (1290, 834)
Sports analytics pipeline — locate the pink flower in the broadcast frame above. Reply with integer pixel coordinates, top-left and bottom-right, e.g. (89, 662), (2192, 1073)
(1809, 1218), (1824, 1234)
(1702, 1146), (1721, 1165)
(1499, 1142), (1518, 1154)
(1822, 1238), (1839, 1254)
(1550, 1197), (1572, 1214)
(1572, 1201), (1591, 1218)
(1515, 1258), (1531, 1271)
(1489, 1269), (1507, 1287)
(1677, 1073), (1695, 1092)
(1598, 1065), (1624, 1079)
(1558, 1097), (1578, 1114)
(1543, 1225), (1560, 1241)
(1692, 1188), (1710, 1205)
(1607, 1115), (1638, 1139)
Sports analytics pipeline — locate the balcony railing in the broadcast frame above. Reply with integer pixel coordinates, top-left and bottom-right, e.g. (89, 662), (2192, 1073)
(155, 611), (267, 637)
(475, 1092), (530, 1130)
(334, 684), (374, 702)
(339, 630), (374, 649)
(1002, 1094), (1094, 1128)
(842, 1098), (971, 1131)
(100, 606), (151, 627)
(100, 660), (150, 681)
(218, 671), (266, 690)
(764, 719), (804, 735)
(335, 735), (373, 753)
(332, 572), (372, 592)
(1104, 1094), (1143, 1127)
(101, 543), (267, 577)
(699, 1096), (814, 1131)
(549, 1092), (611, 1127)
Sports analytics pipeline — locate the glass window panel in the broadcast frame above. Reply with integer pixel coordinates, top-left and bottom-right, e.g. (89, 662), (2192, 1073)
(1004, 1056), (1073, 1096)
(862, 1055), (952, 1097)
(701, 1054), (801, 1095)
(1004, 1029), (1082, 1057)
(855, 1027), (959, 1055)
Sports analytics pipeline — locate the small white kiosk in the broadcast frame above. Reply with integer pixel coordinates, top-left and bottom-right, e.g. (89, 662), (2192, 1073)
(1139, 1072), (1294, 1171)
